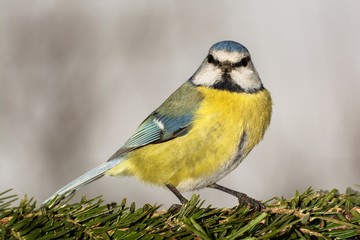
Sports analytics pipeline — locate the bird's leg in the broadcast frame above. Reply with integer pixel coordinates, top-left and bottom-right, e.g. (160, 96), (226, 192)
(166, 183), (188, 204)
(208, 183), (265, 211)
(166, 183), (188, 212)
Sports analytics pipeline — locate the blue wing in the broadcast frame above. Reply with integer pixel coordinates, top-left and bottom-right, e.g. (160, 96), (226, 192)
(108, 112), (194, 159)
(108, 81), (203, 160)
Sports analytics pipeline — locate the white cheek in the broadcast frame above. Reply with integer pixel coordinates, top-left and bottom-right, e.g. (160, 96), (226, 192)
(192, 64), (222, 86)
(231, 68), (262, 90)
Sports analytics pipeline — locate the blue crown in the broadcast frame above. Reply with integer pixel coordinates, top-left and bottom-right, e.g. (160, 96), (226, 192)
(210, 40), (248, 53)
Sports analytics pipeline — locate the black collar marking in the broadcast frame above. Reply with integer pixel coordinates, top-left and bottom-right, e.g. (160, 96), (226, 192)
(212, 73), (264, 93)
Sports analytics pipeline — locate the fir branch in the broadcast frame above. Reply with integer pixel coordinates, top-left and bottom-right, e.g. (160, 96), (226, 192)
(0, 187), (359, 239)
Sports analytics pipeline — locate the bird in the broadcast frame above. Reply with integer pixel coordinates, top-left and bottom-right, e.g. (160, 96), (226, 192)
(43, 40), (272, 210)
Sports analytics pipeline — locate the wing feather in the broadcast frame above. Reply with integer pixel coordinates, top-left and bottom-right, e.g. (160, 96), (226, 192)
(108, 82), (203, 160)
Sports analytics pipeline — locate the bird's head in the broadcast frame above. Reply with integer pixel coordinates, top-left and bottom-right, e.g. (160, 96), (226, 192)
(191, 40), (263, 93)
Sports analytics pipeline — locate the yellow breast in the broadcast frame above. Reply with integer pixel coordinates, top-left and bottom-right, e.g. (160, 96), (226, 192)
(106, 87), (272, 190)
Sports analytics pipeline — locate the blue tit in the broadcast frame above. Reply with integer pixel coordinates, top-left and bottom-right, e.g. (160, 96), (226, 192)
(44, 40), (272, 210)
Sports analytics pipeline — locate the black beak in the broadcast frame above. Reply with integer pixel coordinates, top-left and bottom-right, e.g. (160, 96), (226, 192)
(220, 63), (232, 73)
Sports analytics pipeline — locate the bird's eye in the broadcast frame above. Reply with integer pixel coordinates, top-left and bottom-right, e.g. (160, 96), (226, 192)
(207, 54), (220, 66)
(241, 57), (250, 67)
(235, 57), (250, 68)
(207, 54), (215, 63)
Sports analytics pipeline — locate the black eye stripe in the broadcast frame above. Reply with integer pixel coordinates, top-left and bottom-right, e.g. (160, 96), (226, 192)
(208, 54), (250, 68)
(233, 56), (250, 68)
(207, 54), (220, 66)
(207, 54), (214, 63)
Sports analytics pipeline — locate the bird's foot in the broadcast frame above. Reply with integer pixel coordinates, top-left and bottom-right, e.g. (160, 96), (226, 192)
(168, 203), (184, 213)
(208, 183), (265, 211)
(236, 192), (265, 211)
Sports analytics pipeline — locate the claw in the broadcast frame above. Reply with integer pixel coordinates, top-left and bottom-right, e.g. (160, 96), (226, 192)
(208, 183), (265, 211)
(168, 203), (184, 213)
(237, 193), (265, 211)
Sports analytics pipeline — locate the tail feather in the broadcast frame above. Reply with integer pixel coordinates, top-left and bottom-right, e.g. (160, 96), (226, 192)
(43, 158), (123, 205)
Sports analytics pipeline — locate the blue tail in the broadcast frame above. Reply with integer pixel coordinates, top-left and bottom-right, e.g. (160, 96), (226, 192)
(43, 158), (123, 205)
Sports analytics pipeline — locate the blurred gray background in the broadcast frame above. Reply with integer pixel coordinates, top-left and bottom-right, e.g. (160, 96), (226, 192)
(1, 1), (359, 208)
